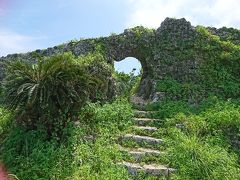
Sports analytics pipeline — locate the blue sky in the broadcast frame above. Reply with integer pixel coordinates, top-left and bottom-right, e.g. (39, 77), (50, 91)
(0, 0), (239, 73)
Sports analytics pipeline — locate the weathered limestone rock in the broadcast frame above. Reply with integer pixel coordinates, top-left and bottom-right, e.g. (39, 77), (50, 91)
(133, 118), (159, 126)
(122, 134), (164, 145)
(133, 126), (158, 133)
(118, 161), (174, 176)
(1, 17), (239, 101)
(119, 145), (163, 162)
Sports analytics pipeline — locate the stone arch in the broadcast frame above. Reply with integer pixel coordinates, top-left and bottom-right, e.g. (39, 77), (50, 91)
(2, 18), (229, 102)
(105, 26), (156, 100)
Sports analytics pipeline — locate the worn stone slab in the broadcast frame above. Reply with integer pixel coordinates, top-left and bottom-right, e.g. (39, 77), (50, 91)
(122, 134), (164, 145)
(118, 161), (173, 176)
(134, 110), (149, 118)
(119, 146), (163, 162)
(133, 118), (159, 126)
(133, 126), (158, 133)
(134, 110), (158, 118)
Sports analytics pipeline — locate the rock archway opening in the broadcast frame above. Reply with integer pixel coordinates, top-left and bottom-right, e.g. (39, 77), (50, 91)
(114, 57), (142, 75)
(114, 57), (144, 97)
(113, 56), (153, 102)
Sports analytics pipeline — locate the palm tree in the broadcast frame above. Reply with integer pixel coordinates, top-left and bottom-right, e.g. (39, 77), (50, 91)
(3, 53), (99, 135)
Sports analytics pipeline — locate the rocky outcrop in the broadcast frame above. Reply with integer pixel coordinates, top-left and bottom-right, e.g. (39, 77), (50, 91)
(1, 17), (239, 101)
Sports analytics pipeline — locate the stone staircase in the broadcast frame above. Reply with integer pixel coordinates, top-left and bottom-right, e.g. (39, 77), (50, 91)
(118, 110), (175, 179)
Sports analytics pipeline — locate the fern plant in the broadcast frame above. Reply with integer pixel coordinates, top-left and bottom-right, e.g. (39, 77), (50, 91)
(3, 53), (100, 135)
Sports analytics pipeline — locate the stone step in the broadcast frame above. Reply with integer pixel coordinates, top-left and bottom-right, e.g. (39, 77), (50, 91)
(134, 110), (157, 118)
(133, 126), (158, 133)
(122, 134), (164, 146)
(118, 161), (174, 177)
(134, 111), (149, 118)
(119, 146), (164, 162)
(133, 118), (159, 126)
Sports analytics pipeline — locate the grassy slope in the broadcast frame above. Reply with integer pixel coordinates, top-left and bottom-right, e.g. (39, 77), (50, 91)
(0, 99), (133, 180)
(146, 97), (240, 180)
(1, 97), (240, 179)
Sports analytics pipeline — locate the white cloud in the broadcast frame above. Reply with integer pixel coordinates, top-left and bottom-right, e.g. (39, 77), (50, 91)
(0, 29), (45, 57)
(204, 0), (240, 27)
(126, 0), (240, 28)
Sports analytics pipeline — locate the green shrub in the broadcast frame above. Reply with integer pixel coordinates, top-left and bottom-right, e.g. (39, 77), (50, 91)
(3, 53), (106, 136)
(166, 131), (240, 180)
(77, 53), (113, 102)
(200, 99), (240, 132)
(157, 97), (240, 179)
(94, 98), (133, 132)
(0, 99), (132, 179)
(79, 98), (133, 135)
(1, 126), (87, 179)
(146, 100), (192, 119)
(156, 76), (181, 97)
(164, 97), (240, 139)
(0, 107), (12, 136)
(114, 69), (141, 98)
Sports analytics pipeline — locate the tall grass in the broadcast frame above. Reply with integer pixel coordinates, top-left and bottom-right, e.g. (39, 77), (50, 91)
(0, 99), (132, 179)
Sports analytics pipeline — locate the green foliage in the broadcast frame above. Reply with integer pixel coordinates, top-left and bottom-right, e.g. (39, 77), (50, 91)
(3, 53), (111, 136)
(152, 97), (240, 179)
(114, 69), (141, 98)
(79, 98), (133, 134)
(93, 38), (108, 55)
(154, 26), (240, 104)
(77, 53), (113, 101)
(156, 76), (206, 104)
(146, 100), (192, 119)
(0, 85), (4, 103)
(156, 76), (181, 97)
(94, 98), (133, 132)
(195, 27), (240, 99)
(167, 132), (240, 180)
(0, 99), (132, 179)
(165, 98), (240, 140)
(216, 27), (240, 45)
(0, 107), (12, 136)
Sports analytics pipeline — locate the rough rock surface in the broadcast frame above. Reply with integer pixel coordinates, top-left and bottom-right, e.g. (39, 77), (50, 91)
(1, 17), (239, 101)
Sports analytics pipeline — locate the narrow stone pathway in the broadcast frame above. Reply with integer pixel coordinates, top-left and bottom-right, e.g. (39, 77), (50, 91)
(118, 110), (175, 179)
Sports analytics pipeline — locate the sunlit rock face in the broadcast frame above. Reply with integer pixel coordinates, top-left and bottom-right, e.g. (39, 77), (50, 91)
(0, 18), (239, 102)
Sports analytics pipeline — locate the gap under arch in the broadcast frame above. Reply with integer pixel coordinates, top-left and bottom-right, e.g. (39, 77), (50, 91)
(113, 57), (143, 97)
(114, 57), (141, 75)
(113, 56), (153, 100)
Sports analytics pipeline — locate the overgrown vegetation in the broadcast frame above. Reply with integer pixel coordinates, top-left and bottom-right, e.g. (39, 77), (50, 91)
(0, 52), (136, 179)
(0, 99), (132, 179)
(155, 26), (240, 104)
(114, 69), (141, 98)
(2, 53), (112, 137)
(147, 26), (240, 179)
(0, 22), (240, 179)
(146, 97), (240, 179)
